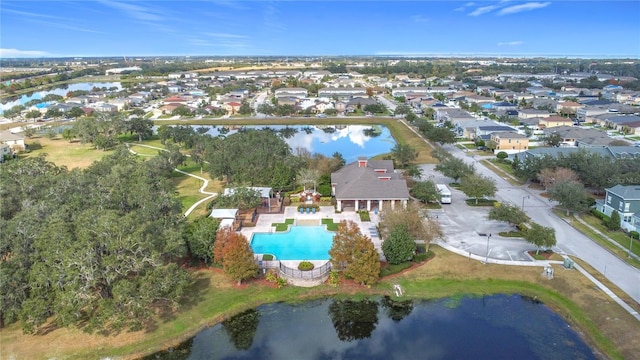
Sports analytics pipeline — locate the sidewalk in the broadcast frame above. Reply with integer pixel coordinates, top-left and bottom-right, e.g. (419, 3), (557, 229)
(572, 215), (640, 262)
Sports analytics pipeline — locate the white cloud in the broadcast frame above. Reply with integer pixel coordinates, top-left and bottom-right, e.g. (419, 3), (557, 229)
(468, 4), (501, 16)
(498, 2), (551, 15)
(455, 2), (475, 11)
(497, 41), (524, 46)
(411, 15), (429, 23)
(98, 0), (164, 21)
(0, 48), (50, 57)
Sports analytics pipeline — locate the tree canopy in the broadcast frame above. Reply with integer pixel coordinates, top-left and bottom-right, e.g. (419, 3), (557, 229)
(379, 202), (442, 252)
(382, 224), (415, 264)
(329, 220), (380, 286)
(488, 203), (530, 228)
(434, 157), (475, 183)
(0, 149), (192, 334)
(523, 223), (557, 254)
(205, 129), (296, 186)
(459, 173), (497, 204)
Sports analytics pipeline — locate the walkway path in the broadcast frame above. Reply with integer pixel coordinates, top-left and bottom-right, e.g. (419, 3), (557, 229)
(126, 143), (217, 217)
(573, 215), (640, 262)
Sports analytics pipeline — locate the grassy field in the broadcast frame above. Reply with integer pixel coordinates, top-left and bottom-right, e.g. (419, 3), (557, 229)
(2, 246), (639, 359)
(20, 136), (113, 169)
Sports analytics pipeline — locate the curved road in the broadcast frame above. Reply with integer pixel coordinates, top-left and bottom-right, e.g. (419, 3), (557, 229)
(441, 143), (640, 304)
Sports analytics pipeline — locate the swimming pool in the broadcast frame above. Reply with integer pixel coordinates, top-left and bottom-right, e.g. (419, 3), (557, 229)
(251, 225), (334, 260)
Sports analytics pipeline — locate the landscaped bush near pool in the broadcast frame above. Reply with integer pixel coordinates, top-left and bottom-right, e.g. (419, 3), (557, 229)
(298, 261), (314, 271)
(358, 210), (371, 221)
(318, 184), (332, 196)
(262, 254), (274, 261)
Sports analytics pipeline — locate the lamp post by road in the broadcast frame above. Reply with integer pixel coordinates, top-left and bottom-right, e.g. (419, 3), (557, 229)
(485, 233), (492, 264)
(521, 195), (530, 211)
(629, 235), (635, 258)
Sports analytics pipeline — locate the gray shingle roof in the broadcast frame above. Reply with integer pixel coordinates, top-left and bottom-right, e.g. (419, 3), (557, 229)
(606, 185), (640, 200)
(331, 159), (409, 200)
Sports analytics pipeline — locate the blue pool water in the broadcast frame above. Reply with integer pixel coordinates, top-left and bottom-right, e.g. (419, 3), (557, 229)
(251, 226), (334, 260)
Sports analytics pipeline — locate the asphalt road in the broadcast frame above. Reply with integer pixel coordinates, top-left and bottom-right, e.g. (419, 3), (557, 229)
(432, 144), (640, 304)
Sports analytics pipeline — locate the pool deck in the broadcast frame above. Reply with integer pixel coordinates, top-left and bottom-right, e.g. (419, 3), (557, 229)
(240, 206), (384, 266)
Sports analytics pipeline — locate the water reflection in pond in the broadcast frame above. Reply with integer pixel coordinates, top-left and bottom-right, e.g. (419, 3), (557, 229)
(145, 294), (596, 360)
(198, 125), (394, 163)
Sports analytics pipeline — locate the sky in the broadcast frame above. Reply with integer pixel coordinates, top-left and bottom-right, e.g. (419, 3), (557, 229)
(1, 1), (639, 58)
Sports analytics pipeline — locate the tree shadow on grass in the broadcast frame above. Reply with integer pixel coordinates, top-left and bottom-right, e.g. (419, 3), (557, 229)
(146, 271), (211, 333)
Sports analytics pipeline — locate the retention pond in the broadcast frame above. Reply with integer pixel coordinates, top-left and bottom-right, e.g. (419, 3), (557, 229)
(145, 294), (596, 360)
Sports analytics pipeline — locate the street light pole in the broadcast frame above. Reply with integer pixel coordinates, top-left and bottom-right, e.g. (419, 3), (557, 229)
(521, 195), (530, 211)
(485, 233), (492, 264)
(630, 235), (635, 258)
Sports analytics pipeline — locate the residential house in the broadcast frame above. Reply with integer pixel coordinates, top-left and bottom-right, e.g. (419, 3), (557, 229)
(0, 130), (25, 151)
(556, 101), (583, 116)
(274, 87), (308, 99)
(167, 85), (183, 93)
(596, 185), (640, 232)
(318, 87), (367, 100)
(0, 143), (11, 161)
(277, 97), (298, 106)
(159, 103), (183, 114)
(538, 116), (574, 129)
(435, 108), (476, 126)
(223, 101), (242, 115)
(89, 103), (118, 113)
(465, 94), (495, 104)
(490, 132), (529, 154)
(331, 158), (409, 212)
(521, 146), (640, 162)
(541, 126), (624, 147)
(346, 97), (377, 111)
(596, 115), (640, 132)
(518, 109), (553, 119)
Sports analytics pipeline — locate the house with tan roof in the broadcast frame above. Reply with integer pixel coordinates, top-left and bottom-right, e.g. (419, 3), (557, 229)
(489, 132), (529, 154)
(539, 116), (574, 129)
(556, 101), (583, 116)
(331, 158), (409, 212)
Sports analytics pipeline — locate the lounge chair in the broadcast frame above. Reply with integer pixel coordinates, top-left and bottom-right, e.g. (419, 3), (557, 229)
(312, 208), (316, 214)
(306, 207), (311, 214)
(299, 207), (304, 214)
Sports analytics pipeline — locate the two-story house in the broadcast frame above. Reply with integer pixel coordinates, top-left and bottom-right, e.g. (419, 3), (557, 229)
(596, 185), (640, 232)
(489, 132), (529, 154)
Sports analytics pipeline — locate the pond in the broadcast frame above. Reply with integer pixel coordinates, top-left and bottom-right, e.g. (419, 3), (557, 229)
(145, 294), (596, 360)
(194, 125), (396, 163)
(0, 82), (122, 113)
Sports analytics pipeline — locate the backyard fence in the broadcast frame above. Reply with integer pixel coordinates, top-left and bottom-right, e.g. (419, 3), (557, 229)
(257, 260), (332, 281)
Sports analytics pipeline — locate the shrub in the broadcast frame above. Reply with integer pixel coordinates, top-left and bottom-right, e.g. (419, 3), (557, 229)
(328, 270), (340, 287)
(607, 210), (621, 231)
(318, 184), (332, 196)
(358, 210), (371, 221)
(265, 269), (287, 288)
(319, 196), (333, 202)
(591, 208), (610, 223)
(262, 254), (274, 261)
(496, 151), (508, 160)
(298, 260), (314, 271)
(630, 231), (640, 240)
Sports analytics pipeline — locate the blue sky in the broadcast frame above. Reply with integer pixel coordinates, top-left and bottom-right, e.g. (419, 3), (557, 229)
(1, 1), (639, 58)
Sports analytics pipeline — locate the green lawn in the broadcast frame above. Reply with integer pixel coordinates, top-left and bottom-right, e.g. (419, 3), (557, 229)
(271, 218), (295, 231)
(578, 214), (640, 260)
(321, 218), (339, 231)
